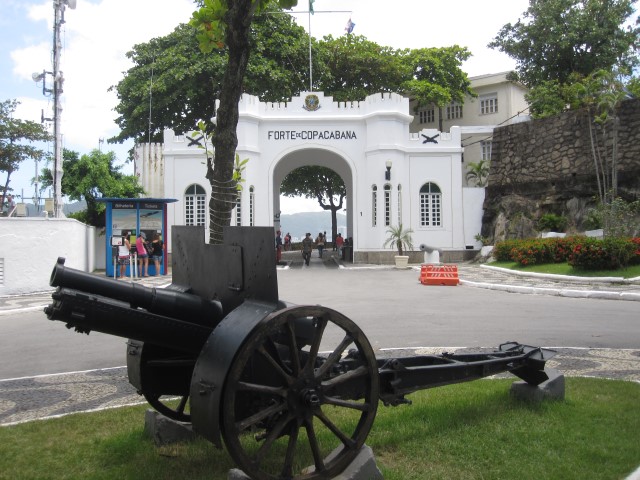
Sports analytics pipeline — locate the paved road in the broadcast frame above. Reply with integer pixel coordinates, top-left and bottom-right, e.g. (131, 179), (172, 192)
(1, 255), (639, 426)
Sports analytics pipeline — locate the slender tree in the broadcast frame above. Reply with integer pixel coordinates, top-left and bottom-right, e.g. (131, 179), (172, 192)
(190, 0), (298, 244)
(280, 166), (346, 243)
(0, 99), (51, 207)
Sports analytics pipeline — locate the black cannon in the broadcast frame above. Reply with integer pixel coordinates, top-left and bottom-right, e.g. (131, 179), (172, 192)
(45, 226), (556, 480)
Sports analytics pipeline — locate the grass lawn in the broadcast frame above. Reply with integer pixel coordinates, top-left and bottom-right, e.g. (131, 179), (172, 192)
(1, 377), (639, 480)
(490, 261), (640, 279)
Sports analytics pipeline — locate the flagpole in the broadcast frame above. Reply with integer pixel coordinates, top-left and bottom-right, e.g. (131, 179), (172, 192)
(267, 5), (352, 93)
(308, 7), (312, 91)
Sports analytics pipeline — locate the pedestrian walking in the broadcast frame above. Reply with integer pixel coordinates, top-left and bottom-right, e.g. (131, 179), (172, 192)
(301, 233), (313, 266)
(315, 232), (325, 259)
(335, 232), (344, 258)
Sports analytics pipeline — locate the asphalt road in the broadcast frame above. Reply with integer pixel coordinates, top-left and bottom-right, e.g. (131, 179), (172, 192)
(1, 267), (638, 380)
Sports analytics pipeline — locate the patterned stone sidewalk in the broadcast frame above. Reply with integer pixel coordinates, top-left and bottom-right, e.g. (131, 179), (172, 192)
(2, 347), (638, 427)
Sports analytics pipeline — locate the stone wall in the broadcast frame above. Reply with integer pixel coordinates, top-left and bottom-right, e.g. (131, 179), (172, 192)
(483, 98), (640, 241)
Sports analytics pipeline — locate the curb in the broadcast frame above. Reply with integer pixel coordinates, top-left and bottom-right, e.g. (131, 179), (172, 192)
(481, 264), (640, 285)
(459, 279), (640, 302)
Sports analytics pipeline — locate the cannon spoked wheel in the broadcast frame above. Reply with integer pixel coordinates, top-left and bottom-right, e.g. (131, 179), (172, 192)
(143, 393), (190, 423)
(221, 305), (379, 480)
(128, 341), (195, 423)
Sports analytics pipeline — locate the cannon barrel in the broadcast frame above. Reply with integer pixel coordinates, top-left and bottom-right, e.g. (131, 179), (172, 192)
(45, 287), (212, 354)
(50, 257), (222, 327)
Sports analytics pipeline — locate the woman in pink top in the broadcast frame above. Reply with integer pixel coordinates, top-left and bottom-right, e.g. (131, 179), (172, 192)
(136, 232), (149, 277)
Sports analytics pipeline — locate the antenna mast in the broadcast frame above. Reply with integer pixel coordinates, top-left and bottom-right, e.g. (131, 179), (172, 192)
(51, 0), (76, 218)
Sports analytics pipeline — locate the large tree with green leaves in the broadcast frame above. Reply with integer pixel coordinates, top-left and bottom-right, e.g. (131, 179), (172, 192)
(110, 11), (309, 146)
(313, 34), (406, 101)
(401, 46), (474, 131)
(488, 0), (640, 87)
(39, 149), (144, 226)
(0, 99), (51, 208)
(281, 166), (346, 242)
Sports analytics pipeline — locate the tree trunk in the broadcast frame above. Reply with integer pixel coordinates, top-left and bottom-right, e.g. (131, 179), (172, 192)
(586, 108), (604, 204)
(208, 0), (258, 244)
(611, 114), (619, 198)
(1, 171), (12, 212)
(330, 206), (338, 247)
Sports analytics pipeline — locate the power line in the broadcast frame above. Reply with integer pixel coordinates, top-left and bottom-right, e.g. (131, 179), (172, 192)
(461, 106), (531, 148)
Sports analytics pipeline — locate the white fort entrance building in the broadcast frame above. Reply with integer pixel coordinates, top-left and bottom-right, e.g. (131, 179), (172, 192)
(135, 91), (485, 263)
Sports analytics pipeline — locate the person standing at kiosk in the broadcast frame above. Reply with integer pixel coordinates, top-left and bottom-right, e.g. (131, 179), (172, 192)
(118, 232), (131, 279)
(136, 232), (149, 277)
(150, 233), (164, 276)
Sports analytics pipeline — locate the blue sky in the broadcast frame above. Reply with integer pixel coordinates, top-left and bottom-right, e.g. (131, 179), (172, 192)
(2, 0), (535, 212)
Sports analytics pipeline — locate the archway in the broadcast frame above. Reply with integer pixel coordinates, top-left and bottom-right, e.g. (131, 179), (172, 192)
(271, 147), (354, 248)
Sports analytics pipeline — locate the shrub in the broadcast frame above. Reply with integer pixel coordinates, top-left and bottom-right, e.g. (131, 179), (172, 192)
(550, 236), (584, 263)
(492, 236), (638, 269)
(509, 239), (554, 266)
(503, 236), (582, 266)
(537, 213), (567, 232)
(568, 237), (637, 270)
(629, 238), (640, 266)
(587, 198), (640, 238)
(493, 240), (521, 261)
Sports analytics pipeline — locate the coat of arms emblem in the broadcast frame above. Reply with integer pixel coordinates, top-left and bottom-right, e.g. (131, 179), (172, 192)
(303, 94), (321, 111)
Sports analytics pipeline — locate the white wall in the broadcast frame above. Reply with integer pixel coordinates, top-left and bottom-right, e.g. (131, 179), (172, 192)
(0, 218), (97, 295)
(463, 187), (486, 248)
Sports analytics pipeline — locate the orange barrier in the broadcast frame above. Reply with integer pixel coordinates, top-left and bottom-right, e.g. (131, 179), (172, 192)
(419, 264), (459, 286)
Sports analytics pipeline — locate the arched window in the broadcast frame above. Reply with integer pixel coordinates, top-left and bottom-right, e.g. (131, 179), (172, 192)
(249, 186), (255, 226)
(397, 184), (402, 225)
(371, 185), (378, 227)
(234, 190), (242, 227)
(185, 184), (206, 226)
(419, 182), (442, 227)
(384, 184), (392, 226)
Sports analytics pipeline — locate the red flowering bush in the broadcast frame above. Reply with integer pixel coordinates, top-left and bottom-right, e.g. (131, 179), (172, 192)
(509, 239), (554, 266)
(505, 237), (582, 266)
(629, 238), (640, 266)
(493, 240), (521, 261)
(568, 237), (637, 270)
(493, 236), (636, 270)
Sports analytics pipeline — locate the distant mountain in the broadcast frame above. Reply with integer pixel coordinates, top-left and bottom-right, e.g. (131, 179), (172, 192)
(279, 211), (346, 243)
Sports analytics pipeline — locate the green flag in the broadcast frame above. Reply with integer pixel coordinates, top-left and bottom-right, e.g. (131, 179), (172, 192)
(309, 0), (314, 14)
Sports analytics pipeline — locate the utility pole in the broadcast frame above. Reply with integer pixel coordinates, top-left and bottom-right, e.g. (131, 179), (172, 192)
(33, 0), (76, 218)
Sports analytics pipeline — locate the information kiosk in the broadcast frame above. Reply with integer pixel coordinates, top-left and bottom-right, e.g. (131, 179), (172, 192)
(99, 198), (177, 278)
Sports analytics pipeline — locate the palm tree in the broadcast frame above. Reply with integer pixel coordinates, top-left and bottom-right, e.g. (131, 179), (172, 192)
(383, 224), (414, 256)
(465, 160), (490, 187)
